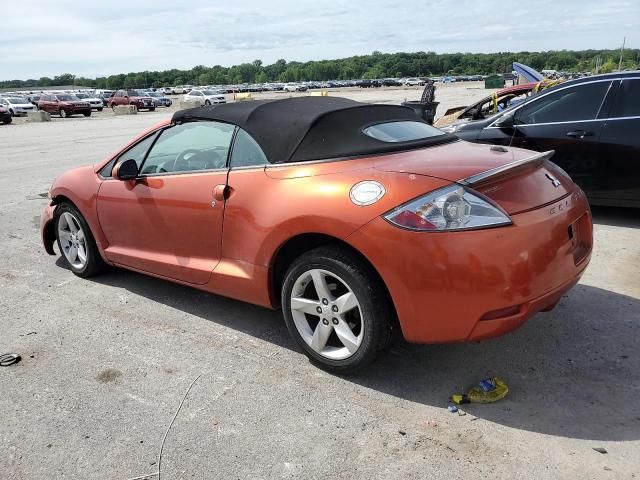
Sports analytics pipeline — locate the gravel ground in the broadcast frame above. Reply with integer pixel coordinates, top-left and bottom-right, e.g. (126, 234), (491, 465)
(0, 83), (639, 479)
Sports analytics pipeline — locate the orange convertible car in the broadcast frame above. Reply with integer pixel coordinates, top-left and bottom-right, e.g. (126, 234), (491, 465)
(41, 97), (592, 372)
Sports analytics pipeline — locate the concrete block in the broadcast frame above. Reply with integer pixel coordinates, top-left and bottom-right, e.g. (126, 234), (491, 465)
(26, 111), (51, 122)
(179, 100), (203, 110)
(311, 91), (329, 96)
(113, 105), (138, 115)
(234, 93), (253, 101)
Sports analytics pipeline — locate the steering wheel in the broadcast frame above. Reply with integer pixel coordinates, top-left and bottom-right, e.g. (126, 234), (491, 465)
(174, 149), (201, 166)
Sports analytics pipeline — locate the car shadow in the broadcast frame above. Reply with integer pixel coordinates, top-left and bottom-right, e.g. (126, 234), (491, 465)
(82, 261), (639, 442)
(591, 205), (640, 228)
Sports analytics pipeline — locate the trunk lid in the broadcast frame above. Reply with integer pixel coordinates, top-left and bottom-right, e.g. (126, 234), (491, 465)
(374, 142), (573, 214)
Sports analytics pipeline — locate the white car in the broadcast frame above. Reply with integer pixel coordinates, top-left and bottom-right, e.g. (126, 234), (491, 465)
(283, 83), (308, 92)
(405, 77), (425, 86)
(183, 89), (226, 105)
(72, 93), (104, 111)
(0, 97), (35, 116)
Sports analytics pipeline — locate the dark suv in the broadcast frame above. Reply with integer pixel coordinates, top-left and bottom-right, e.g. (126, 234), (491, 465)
(448, 71), (640, 208)
(38, 94), (92, 118)
(107, 90), (156, 111)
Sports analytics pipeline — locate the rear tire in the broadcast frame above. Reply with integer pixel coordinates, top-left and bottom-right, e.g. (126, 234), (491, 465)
(281, 246), (394, 374)
(54, 202), (106, 278)
(98, 108), (103, 112)
(2, 117), (11, 125)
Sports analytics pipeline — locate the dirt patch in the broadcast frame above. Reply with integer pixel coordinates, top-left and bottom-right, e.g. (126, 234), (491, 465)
(96, 368), (122, 383)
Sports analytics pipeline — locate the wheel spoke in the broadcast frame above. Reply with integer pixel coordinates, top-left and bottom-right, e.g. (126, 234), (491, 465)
(333, 319), (359, 353)
(334, 291), (358, 314)
(76, 229), (85, 241)
(67, 245), (78, 263)
(310, 322), (332, 352)
(310, 270), (331, 301)
(59, 231), (72, 242)
(290, 297), (322, 315)
(65, 214), (78, 233)
(77, 244), (87, 263)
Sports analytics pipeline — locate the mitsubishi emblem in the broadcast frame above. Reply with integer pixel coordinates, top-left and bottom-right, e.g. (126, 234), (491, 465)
(545, 173), (561, 188)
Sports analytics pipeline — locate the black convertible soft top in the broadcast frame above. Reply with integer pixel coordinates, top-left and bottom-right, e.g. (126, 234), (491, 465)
(172, 97), (456, 163)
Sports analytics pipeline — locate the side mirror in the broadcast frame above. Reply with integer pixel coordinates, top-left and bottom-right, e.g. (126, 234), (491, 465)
(112, 159), (139, 181)
(493, 111), (515, 128)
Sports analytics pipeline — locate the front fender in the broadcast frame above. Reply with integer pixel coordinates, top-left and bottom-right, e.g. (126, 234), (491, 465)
(49, 166), (109, 259)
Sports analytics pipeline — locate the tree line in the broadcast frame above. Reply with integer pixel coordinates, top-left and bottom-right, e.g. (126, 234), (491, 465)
(2, 49), (638, 90)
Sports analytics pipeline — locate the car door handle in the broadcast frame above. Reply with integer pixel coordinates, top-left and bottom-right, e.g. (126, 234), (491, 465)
(212, 184), (229, 201)
(566, 130), (594, 139)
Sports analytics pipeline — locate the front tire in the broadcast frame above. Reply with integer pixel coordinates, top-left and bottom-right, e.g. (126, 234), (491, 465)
(59, 109), (68, 118)
(98, 107), (103, 112)
(83, 111), (91, 117)
(55, 203), (105, 278)
(281, 246), (394, 373)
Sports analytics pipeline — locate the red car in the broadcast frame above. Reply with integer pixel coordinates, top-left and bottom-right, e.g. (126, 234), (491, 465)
(40, 98), (592, 372)
(108, 89), (156, 111)
(37, 94), (92, 118)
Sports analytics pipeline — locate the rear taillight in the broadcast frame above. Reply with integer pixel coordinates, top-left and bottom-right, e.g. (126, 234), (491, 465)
(384, 184), (512, 232)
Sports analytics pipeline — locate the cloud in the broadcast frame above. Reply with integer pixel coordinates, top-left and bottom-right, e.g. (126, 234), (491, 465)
(1, 0), (637, 80)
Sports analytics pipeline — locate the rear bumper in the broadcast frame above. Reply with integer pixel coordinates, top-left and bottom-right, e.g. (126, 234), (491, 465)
(347, 188), (593, 344)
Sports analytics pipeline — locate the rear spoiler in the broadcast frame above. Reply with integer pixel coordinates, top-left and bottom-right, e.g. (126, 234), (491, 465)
(459, 150), (555, 186)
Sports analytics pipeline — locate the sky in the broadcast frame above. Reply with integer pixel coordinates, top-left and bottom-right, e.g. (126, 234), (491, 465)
(1, 0), (638, 81)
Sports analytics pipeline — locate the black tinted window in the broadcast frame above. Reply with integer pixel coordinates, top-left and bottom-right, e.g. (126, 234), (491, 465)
(516, 81), (610, 124)
(230, 129), (268, 167)
(611, 79), (640, 118)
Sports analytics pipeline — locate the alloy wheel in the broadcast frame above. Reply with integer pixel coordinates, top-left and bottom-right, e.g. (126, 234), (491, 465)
(60, 109), (67, 118)
(57, 212), (88, 269)
(290, 268), (364, 360)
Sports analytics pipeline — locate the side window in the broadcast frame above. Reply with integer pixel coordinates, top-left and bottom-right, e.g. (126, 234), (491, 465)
(100, 132), (159, 178)
(611, 79), (640, 118)
(140, 121), (235, 175)
(516, 81), (610, 125)
(230, 129), (268, 168)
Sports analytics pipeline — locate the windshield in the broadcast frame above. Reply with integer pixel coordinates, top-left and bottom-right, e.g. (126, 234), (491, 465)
(201, 90), (220, 95)
(74, 93), (88, 98)
(8, 97), (26, 103)
(363, 121), (444, 143)
(57, 95), (75, 101)
(146, 92), (160, 97)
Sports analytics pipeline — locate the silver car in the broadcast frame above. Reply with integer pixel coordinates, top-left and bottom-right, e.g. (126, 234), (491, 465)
(183, 89), (226, 105)
(0, 97), (35, 116)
